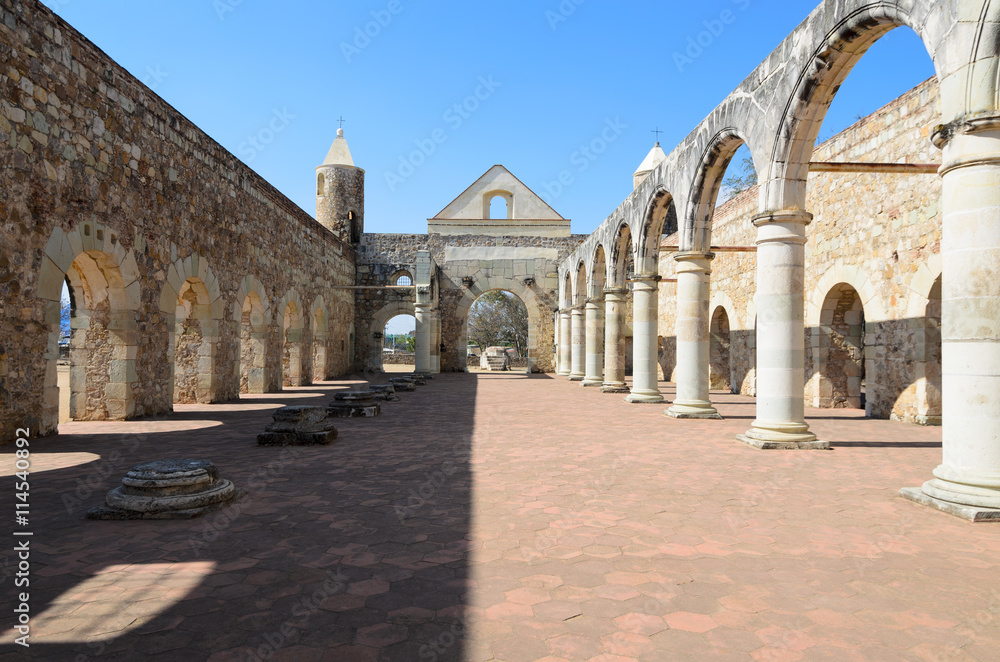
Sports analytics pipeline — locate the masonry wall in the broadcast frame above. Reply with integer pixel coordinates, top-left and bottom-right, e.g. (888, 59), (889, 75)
(658, 78), (942, 423)
(0, 0), (355, 441)
(358, 233), (586, 373)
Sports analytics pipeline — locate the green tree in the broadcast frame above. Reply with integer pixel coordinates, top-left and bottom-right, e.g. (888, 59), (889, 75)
(720, 156), (758, 203)
(468, 290), (528, 357)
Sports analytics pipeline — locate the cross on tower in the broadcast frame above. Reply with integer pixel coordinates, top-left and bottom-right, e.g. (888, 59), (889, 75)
(651, 127), (663, 143)
(337, 116), (346, 129)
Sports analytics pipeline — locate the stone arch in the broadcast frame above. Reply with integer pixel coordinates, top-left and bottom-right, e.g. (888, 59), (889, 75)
(709, 303), (735, 394)
(636, 190), (677, 276)
(369, 300), (416, 372)
(278, 289), (308, 387)
(574, 261), (587, 307)
(455, 276), (543, 373)
(37, 223), (142, 432)
(609, 222), (634, 288)
(764, 4), (951, 211)
(235, 274), (271, 395)
(312, 297), (330, 382)
(905, 256), (943, 426)
(484, 190), (514, 219)
(159, 252), (224, 405)
(685, 129), (755, 253)
(391, 270), (413, 286)
(590, 245), (607, 299)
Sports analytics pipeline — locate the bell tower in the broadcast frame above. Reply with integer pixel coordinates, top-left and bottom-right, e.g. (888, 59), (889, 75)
(316, 126), (365, 245)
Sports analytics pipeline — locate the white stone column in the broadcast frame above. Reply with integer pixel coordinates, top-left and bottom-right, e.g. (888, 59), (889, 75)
(626, 276), (664, 403)
(901, 120), (1000, 519)
(668, 252), (721, 419)
(738, 211), (827, 449)
(601, 288), (629, 393)
(582, 298), (605, 386)
(569, 308), (586, 381)
(414, 292), (431, 375)
(558, 311), (572, 376)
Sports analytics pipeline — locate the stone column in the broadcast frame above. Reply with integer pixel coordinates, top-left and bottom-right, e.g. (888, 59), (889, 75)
(582, 298), (605, 386)
(414, 289), (431, 375)
(601, 288), (629, 393)
(430, 311), (441, 374)
(667, 252), (721, 419)
(737, 211), (827, 449)
(901, 119), (1000, 519)
(569, 308), (586, 381)
(558, 311), (572, 376)
(626, 276), (664, 403)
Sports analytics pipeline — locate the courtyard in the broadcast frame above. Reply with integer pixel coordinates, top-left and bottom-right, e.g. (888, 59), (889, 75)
(3, 374), (998, 661)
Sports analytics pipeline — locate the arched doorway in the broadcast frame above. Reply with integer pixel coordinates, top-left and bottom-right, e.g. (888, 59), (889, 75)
(313, 304), (329, 382)
(382, 314), (416, 373)
(813, 283), (866, 410)
(466, 290), (530, 374)
(917, 275), (942, 425)
(282, 298), (306, 387)
(240, 290), (268, 394)
(174, 277), (218, 404)
(709, 306), (732, 393)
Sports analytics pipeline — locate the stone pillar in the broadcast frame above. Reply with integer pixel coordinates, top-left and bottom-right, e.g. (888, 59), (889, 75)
(582, 298), (605, 387)
(737, 211), (827, 449)
(430, 311), (441, 374)
(569, 308), (586, 381)
(626, 276), (664, 403)
(558, 310), (572, 376)
(667, 252), (721, 419)
(601, 288), (629, 393)
(414, 288), (431, 375)
(901, 119), (1000, 519)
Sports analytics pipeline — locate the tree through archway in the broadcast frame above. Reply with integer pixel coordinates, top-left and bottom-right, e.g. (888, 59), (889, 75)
(467, 290), (529, 373)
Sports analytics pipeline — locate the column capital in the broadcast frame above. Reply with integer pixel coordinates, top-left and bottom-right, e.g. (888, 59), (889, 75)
(603, 287), (628, 297)
(673, 250), (715, 263)
(585, 298), (604, 307)
(934, 113), (1000, 176)
(752, 210), (813, 228)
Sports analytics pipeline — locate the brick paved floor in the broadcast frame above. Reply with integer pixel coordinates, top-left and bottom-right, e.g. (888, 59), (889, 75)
(3, 373), (1000, 661)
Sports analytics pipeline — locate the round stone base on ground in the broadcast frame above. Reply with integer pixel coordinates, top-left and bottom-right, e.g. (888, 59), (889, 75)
(736, 434), (831, 450)
(86, 459), (246, 520)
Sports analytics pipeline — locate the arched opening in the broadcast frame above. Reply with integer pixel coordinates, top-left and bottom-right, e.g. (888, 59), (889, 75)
(174, 278), (217, 404)
(609, 224), (635, 378)
(467, 290), (529, 374)
(316, 172), (325, 196)
(382, 314), (416, 373)
(489, 195), (509, 220)
(349, 210), (360, 244)
(813, 283), (866, 411)
(313, 306), (329, 382)
(239, 292), (268, 394)
(709, 306), (732, 393)
(282, 301), (305, 387)
(917, 275), (942, 425)
(392, 271), (413, 287)
(57, 250), (136, 423)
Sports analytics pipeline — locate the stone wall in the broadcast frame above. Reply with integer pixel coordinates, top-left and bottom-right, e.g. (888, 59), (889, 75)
(658, 77), (942, 423)
(0, 0), (355, 441)
(357, 233), (586, 373)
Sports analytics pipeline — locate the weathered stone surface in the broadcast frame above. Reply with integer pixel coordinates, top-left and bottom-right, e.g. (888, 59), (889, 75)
(257, 406), (338, 446)
(327, 401), (381, 418)
(86, 459), (244, 520)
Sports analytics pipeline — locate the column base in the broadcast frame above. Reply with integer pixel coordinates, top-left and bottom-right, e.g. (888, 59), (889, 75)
(625, 390), (664, 404)
(899, 487), (1000, 522)
(737, 422), (828, 449)
(666, 401), (722, 420)
(600, 383), (630, 394)
(581, 379), (604, 387)
(568, 374), (585, 382)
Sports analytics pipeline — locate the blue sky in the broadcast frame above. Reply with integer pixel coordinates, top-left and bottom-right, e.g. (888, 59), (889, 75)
(42, 0), (935, 242)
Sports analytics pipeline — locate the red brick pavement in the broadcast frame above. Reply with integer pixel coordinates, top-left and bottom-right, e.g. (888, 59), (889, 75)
(2, 374), (999, 661)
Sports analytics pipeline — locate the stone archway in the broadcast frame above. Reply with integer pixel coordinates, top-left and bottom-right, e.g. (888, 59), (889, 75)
(455, 277), (544, 373)
(279, 290), (308, 387)
(37, 223), (142, 433)
(368, 301), (417, 373)
(237, 275), (271, 395)
(812, 283), (866, 410)
(709, 306), (732, 393)
(312, 299), (329, 382)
